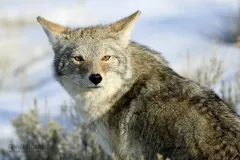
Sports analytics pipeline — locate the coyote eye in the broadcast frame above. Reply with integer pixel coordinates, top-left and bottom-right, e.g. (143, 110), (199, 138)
(102, 55), (111, 61)
(73, 56), (84, 62)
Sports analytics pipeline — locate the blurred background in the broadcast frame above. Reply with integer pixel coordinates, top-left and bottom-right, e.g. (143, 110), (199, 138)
(0, 0), (239, 159)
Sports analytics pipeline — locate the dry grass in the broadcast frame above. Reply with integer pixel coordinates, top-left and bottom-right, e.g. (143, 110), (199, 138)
(181, 52), (240, 110)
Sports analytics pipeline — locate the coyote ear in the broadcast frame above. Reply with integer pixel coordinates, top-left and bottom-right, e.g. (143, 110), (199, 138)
(37, 16), (69, 44)
(110, 10), (141, 47)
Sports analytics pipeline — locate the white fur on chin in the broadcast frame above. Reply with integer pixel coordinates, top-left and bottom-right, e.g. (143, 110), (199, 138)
(74, 73), (124, 121)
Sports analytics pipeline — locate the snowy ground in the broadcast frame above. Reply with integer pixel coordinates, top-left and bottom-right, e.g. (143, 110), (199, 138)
(0, 0), (239, 150)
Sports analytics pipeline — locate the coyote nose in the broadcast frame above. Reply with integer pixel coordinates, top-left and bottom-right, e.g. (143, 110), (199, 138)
(89, 73), (102, 85)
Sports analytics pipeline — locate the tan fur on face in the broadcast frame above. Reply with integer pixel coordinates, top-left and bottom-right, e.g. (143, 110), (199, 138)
(100, 61), (107, 76)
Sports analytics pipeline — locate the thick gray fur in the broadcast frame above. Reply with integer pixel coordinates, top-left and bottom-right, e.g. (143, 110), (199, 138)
(38, 11), (240, 160)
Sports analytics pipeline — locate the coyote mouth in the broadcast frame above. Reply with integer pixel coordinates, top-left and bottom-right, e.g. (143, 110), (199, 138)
(87, 86), (102, 89)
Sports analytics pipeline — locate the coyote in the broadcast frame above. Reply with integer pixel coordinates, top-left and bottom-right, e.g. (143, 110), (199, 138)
(37, 11), (240, 160)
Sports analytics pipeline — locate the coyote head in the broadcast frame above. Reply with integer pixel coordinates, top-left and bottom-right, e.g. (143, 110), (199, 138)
(37, 11), (141, 119)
